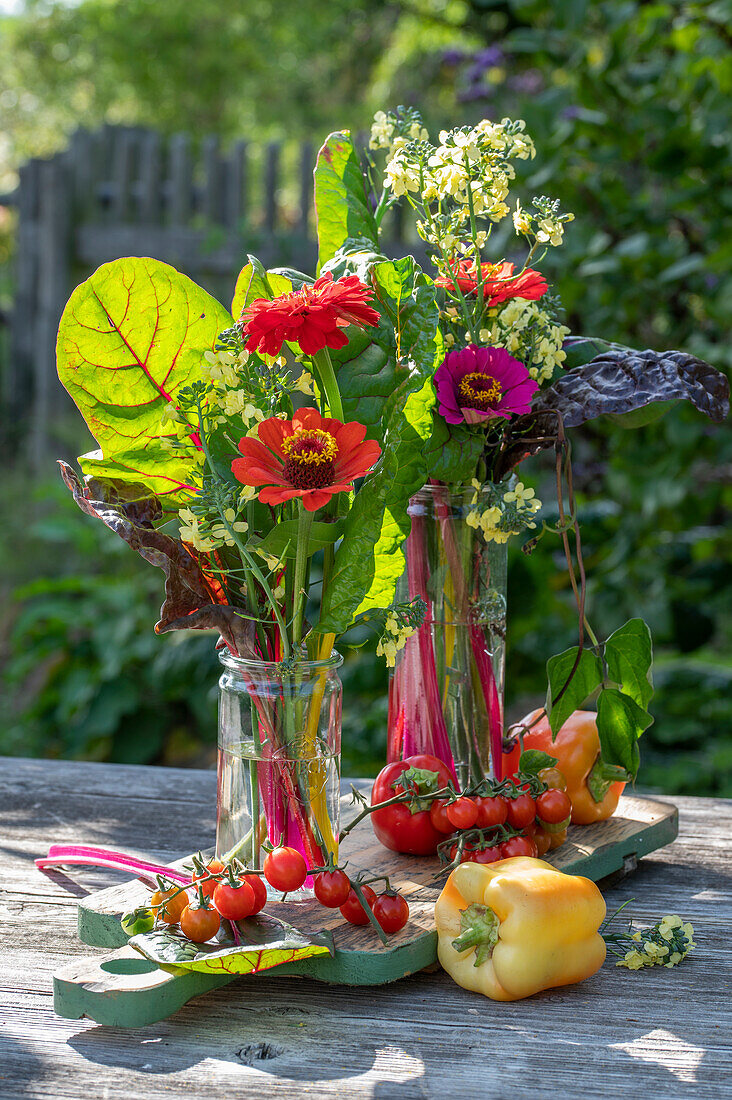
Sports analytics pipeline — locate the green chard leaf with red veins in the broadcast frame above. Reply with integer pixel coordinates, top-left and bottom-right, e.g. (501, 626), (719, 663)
(314, 131), (378, 273)
(230, 256), (294, 320)
(546, 646), (604, 736)
(57, 256), (232, 505)
(596, 688), (654, 778)
(130, 916), (333, 976)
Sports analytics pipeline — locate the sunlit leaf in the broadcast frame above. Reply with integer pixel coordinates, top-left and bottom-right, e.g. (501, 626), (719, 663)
(603, 618), (654, 709)
(313, 131), (378, 273)
(596, 687), (654, 777)
(545, 646), (604, 735)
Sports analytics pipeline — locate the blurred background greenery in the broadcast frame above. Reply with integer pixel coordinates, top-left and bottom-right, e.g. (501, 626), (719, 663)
(0, 0), (729, 794)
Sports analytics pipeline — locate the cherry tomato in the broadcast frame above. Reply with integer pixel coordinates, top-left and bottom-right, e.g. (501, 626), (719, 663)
(372, 892), (409, 934)
(313, 869), (351, 908)
(429, 798), (455, 834)
(475, 795), (509, 829)
(449, 842), (477, 863)
(192, 859), (225, 900)
(241, 873), (267, 915)
(340, 885), (376, 925)
(549, 828), (568, 850)
(150, 887), (189, 924)
(263, 847), (307, 893)
(534, 827), (552, 857)
(538, 766), (567, 791)
(500, 835), (538, 858)
(180, 902), (221, 943)
(212, 880), (255, 921)
(536, 788), (572, 824)
(506, 793), (536, 829)
(371, 754), (454, 856)
(446, 797), (479, 830)
(469, 845), (503, 864)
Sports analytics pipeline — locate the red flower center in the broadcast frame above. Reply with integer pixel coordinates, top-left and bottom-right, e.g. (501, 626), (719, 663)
(281, 428), (339, 489)
(458, 371), (503, 410)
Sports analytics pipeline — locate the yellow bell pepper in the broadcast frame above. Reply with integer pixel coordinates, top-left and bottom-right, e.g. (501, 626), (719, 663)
(435, 857), (607, 1001)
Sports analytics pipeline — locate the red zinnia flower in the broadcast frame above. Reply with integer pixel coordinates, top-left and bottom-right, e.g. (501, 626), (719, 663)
(435, 260), (547, 307)
(239, 272), (380, 359)
(232, 407), (381, 512)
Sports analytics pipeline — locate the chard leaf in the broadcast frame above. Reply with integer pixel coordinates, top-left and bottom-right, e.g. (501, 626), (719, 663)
(57, 257), (232, 505)
(596, 687), (654, 777)
(59, 462), (257, 657)
(231, 256), (293, 319)
(249, 518), (344, 561)
(546, 646), (604, 735)
(603, 618), (654, 710)
(535, 341), (730, 426)
(314, 131), (378, 272)
(131, 915), (333, 976)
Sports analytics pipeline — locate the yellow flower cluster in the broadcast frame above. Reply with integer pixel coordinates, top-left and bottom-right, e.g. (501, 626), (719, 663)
(478, 299), (571, 384)
(370, 110), (429, 155)
(178, 506), (248, 554)
(376, 612), (418, 668)
(616, 915), (696, 970)
(466, 479), (541, 545)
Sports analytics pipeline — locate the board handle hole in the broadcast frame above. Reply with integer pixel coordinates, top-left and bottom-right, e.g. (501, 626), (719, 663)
(100, 958), (158, 975)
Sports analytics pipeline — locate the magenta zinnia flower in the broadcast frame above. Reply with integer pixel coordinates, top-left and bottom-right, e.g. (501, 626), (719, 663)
(433, 345), (538, 426)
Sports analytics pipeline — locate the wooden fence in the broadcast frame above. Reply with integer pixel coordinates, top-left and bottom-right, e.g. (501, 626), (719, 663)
(0, 124), (417, 467)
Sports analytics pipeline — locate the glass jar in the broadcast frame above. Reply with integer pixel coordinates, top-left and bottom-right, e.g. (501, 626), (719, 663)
(387, 483), (507, 789)
(216, 649), (342, 901)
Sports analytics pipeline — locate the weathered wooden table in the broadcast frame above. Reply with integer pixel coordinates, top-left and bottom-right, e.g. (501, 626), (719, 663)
(2, 756), (730, 1099)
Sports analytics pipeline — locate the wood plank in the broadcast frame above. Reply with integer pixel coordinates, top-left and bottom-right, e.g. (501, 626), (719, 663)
(2, 756), (730, 1099)
(168, 132), (193, 224)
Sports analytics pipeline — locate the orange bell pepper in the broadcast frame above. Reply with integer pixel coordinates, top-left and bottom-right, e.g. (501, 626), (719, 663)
(503, 709), (627, 825)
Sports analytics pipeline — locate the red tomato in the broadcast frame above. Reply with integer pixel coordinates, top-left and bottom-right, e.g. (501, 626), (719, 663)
(313, 869), (351, 908)
(538, 766), (567, 791)
(468, 845), (503, 864)
(534, 828), (552, 857)
(263, 847), (307, 893)
(500, 835), (538, 858)
(180, 903), (221, 943)
(446, 797), (479, 830)
(212, 880), (255, 921)
(192, 859), (225, 900)
(150, 887), (188, 925)
(340, 885), (376, 925)
(241, 873), (267, 914)
(536, 788), (572, 824)
(475, 795), (508, 829)
(372, 893), (409, 934)
(371, 754), (454, 856)
(506, 794), (536, 829)
(429, 798), (454, 834)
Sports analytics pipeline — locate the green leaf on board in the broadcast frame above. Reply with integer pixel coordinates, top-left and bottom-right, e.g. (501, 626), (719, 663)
(596, 686), (654, 777)
(603, 618), (654, 709)
(546, 646), (604, 735)
(231, 257), (293, 319)
(313, 131), (378, 273)
(57, 256), (232, 505)
(131, 916), (333, 976)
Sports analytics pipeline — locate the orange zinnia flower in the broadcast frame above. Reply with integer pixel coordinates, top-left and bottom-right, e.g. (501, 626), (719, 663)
(239, 272), (380, 359)
(435, 260), (547, 307)
(232, 407), (381, 512)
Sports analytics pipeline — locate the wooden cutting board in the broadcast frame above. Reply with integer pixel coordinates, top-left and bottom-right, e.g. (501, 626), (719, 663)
(53, 791), (677, 1027)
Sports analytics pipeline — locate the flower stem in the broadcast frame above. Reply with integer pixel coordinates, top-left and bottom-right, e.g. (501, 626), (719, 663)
(311, 347), (344, 421)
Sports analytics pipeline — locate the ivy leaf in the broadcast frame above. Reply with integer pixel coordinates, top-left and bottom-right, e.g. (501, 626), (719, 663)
(131, 916), (333, 976)
(596, 687), (654, 777)
(535, 342), (730, 426)
(230, 256), (293, 319)
(603, 618), (654, 710)
(546, 646), (604, 735)
(313, 131), (378, 273)
(57, 256), (232, 505)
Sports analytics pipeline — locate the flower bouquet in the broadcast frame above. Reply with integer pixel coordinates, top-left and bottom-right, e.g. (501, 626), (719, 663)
(57, 108), (728, 894)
